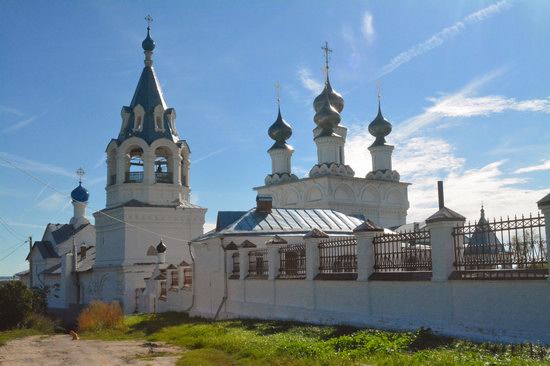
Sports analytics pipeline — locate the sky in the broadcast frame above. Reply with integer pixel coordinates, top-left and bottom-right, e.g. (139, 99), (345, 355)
(1, 0), (549, 276)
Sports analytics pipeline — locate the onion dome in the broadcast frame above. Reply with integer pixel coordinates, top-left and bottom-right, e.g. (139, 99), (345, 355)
(314, 93), (341, 137)
(156, 239), (167, 254)
(142, 27), (155, 51)
(313, 75), (344, 113)
(368, 100), (392, 146)
(71, 183), (89, 203)
(268, 107), (293, 150)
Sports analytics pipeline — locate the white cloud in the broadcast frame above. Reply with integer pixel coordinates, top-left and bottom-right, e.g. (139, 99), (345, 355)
(514, 160), (550, 174)
(298, 68), (323, 95)
(204, 222), (216, 233)
(379, 0), (512, 76)
(361, 12), (375, 43)
(192, 148), (227, 164)
(0, 152), (75, 178)
(2, 115), (39, 134)
(36, 192), (69, 212)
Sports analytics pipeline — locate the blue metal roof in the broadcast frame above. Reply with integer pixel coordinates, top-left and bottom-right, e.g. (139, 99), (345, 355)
(194, 208), (366, 241)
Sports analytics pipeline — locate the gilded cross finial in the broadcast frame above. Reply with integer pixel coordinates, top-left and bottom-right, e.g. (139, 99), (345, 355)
(376, 79), (382, 102)
(145, 14), (153, 30)
(76, 167), (85, 184)
(321, 41), (332, 78)
(275, 81), (281, 108)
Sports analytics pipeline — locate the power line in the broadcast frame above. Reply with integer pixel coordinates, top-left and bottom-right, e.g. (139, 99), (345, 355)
(0, 241), (28, 262)
(0, 216), (26, 241)
(0, 154), (189, 243)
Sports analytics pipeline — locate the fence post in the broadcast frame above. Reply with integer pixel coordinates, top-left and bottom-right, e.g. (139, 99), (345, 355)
(425, 208), (465, 282)
(266, 236), (288, 280)
(238, 240), (256, 280)
(304, 228), (328, 280)
(353, 220), (384, 281)
(537, 194), (550, 280)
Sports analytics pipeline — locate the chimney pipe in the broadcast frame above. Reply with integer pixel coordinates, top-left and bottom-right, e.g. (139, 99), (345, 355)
(256, 195), (273, 213)
(437, 181), (444, 209)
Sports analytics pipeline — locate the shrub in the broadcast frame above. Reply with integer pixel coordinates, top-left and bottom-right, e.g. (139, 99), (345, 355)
(78, 301), (125, 332)
(0, 281), (33, 330)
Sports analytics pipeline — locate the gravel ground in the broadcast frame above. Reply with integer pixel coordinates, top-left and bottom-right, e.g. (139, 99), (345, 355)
(0, 335), (181, 366)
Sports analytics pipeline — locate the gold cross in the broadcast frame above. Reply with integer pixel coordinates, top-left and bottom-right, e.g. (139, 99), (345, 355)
(321, 41), (332, 75)
(76, 167), (85, 183)
(275, 81), (281, 107)
(145, 14), (153, 30)
(376, 79), (382, 102)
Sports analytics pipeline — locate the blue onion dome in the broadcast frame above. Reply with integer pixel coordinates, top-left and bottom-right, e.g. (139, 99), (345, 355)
(268, 108), (292, 149)
(71, 183), (89, 203)
(314, 93), (341, 137)
(368, 101), (392, 146)
(313, 76), (344, 114)
(156, 239), (167, 253)
(142, 27), (155, 52)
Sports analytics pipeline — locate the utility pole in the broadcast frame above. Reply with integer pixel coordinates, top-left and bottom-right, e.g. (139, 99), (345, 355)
(28, 236), (33, 288)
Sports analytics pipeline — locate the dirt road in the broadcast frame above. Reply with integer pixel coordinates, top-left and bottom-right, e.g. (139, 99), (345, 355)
(0, 335), (181, 366)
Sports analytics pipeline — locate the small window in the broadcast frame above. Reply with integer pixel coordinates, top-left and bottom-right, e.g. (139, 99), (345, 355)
(155, 116), (163, 131)
(135, 116), (142, 131)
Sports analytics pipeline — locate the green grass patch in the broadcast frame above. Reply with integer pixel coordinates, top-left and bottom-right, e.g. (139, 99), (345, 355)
(0, 328), (43, 347)
(82, 312), (550, 366)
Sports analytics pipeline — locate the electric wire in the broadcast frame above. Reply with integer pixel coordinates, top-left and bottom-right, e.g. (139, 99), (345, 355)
(0, 216), (26, 241)
(0, 241), (28, 262)
(0, 154), (190, 243)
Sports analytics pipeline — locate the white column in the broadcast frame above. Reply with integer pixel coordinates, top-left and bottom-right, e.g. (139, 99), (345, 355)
(537, 194), (550, 281)
(173, 154), (182, 187)
(354, 222), (384, 281)
(269, 148), (293, 175)
(315, 135), (341, 165)
(144, 150), (155, 185)
(368, 144), (394, 172)
(116, 151), (126, 184)
(267, 243), (286, 280)
(304, 229), (328, 280)
(426, 216), (465, 282)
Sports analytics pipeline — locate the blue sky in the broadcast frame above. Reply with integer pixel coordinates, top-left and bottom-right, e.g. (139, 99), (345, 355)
(1, 0), (549, 276)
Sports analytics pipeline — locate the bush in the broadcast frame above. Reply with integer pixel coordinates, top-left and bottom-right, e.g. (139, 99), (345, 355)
(78, 301), (125, 332)
(0, 281), (33, 330)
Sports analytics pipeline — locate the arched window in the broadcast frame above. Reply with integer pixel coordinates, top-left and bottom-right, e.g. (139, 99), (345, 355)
(154, 147), (173, 184)
(125, 148), (144, 183)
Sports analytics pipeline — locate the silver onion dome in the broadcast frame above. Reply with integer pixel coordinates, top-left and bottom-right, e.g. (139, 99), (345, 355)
(368, 101), (392, 146)
(314, 93), (341, 137)
(313, 75), (344, 114)
(268, 107), (293, 150)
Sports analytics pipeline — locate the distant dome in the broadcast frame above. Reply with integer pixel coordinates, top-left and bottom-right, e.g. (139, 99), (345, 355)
(142, 28), (155, 52)
(268, 108), (292, 149)
(368, 102), (392, 146)
(156, 239), (167, 253)
(71, 183), (89, 203)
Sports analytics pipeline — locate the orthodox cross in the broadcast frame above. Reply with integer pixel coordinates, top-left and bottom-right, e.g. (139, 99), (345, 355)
(321, 41), (332, 77)
(76, 167), (85, 184)
(275, 81), (281, 108)
(145, 14), (153, 30)
(376, 79), (382, 102)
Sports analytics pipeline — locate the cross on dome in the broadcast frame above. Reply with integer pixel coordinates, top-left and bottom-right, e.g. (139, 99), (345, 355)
(76, 167), (85, 184)
(145, 14), (153, 30)
(321, 41), (332, 77)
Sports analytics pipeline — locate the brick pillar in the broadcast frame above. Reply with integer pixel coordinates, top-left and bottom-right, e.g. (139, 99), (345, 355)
(266, 236), (288, 280)
(238, 240), (256, 280)
(537, 194), (550, 281)
(353, 220), (384, 281)
(304, 228), (328, 280)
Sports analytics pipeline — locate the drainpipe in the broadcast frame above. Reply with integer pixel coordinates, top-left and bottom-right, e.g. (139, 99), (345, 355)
(181, 241), (196, 312)
(214, 237), (228, 320)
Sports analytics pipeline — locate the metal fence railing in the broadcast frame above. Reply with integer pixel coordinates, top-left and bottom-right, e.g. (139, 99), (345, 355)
(248, 248), (268, 278)
(318, 237), (357, 279)
(452, 213), (547, 279)
(373, 229), (432, 275)
(278, 243), (306, 279)
(155, 171), (173, 184)
(125, 171), (144, 183)
(231, 252), (240, 278)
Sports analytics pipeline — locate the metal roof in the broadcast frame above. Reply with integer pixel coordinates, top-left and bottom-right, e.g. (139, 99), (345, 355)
(51, 223), (89, 244)
(27, 241), (59, 260)
(193, 208), (366, 241)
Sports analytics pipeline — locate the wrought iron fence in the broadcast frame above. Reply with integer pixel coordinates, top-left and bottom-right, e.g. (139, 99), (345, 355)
(248, 248), (268, 277)
(160, 280), (167, 298)
(183, 267), (192, 287)
(171, 270), (179, 288)
(278, 244), (306, 279)
(231, 252), (240, 278)
(155, 171), (173, 184)
(373, 229), (432, 274)
(125, 171), (144, 183)
(452, 213), (547, 279)
(318, 237), (357, 278)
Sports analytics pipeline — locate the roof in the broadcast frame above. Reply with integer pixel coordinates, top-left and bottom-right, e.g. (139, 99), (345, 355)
(41, 263), (61, 275)
(425, 207), (465, 223)
(464, 209), (505, 255)
(27, 241), (59, 260)
(101, 199), (203, 212)
(194, 208), (366, 241)
(538, 193), (550, 208)
(77, 246), (96, 272)
(51, 223), (89, 244)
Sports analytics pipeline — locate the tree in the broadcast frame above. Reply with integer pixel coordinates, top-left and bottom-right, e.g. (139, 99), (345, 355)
(0, 281), (33, 330)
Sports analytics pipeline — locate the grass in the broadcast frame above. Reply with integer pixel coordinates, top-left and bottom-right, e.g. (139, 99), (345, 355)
(0, 313), (57, 347)
(80, 311), (550, 366)
(0, 328), (44, 347)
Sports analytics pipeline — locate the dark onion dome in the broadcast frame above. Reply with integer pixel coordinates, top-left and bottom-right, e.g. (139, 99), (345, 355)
(313, 75), (344, 114)
(368, 101), (392, 147)
(156, 239), (167, 253)
(268, 107), (292, 150)
(142, 27), (155, 51)
(71, 183), (89, 203)
(314, 93), (341, 137)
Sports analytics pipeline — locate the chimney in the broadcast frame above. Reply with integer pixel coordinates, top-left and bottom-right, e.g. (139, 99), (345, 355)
(437, 180), (445, 209)
(256, 195), (272, 213)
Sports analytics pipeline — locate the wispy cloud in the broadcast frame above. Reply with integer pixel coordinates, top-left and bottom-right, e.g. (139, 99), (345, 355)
(514, 160), (550, 174)
(192, 148), (228, 164)
(2, 116), (39, 134)
(361, 12), (375, 44)
(0, 105), (26, 117)
(379, 0), (512, 77)
(0, 152), (75, 178)
(298, 68), (323, 95)
(36, 192), (69, 212)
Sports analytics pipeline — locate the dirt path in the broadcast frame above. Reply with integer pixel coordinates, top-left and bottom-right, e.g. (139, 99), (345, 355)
(0, 334), (181, 366)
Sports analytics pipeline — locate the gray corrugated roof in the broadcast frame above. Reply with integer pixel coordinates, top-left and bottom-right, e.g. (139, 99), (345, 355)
(193, 208), (366, 241)
(41, 263), (61, 275)
(31, 241), (59, 259)
(51, 223), (88, 244)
